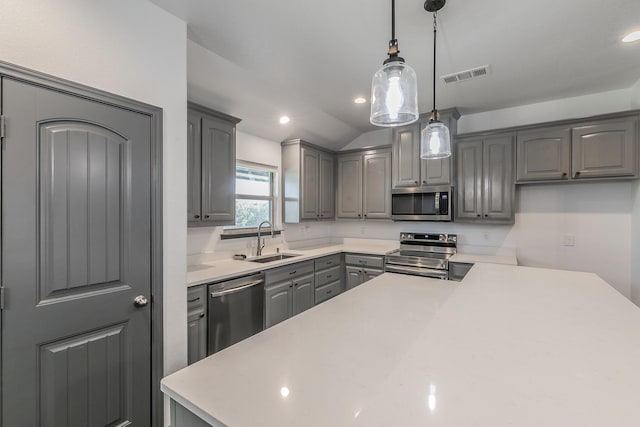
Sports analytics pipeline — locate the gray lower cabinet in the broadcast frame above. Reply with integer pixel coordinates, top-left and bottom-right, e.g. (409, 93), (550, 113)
(282, 140), (335, 222)
(392, 109), (459, 189)
(314, 254), (343, 304)
(344, 254), (384, 290)
(188, 103), (241, 226)
(449, 262), (473, 282)
(171, 400), (211, 427)
(265, 261), (315, 328)
(187, 285), (207, 365)
(337, 148), (392, 219)
(456, 134), (515, 223)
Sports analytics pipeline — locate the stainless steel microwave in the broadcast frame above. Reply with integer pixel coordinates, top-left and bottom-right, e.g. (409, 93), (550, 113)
(391, 186), (453, 221)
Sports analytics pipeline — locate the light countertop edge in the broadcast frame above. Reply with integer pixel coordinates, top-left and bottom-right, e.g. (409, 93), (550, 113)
(163, 264), (640, 427)
(186, 243), (399, 287)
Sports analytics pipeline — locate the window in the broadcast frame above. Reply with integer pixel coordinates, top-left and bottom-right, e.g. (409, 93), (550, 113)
(224, 163), (277, 231)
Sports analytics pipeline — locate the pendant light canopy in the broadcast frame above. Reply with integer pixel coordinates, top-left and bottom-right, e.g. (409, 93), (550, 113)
(420, 0), (451, 159)
(370, 0), (419, 127)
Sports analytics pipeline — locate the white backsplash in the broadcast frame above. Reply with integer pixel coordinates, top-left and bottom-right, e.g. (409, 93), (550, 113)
(187, 181), (635, 298)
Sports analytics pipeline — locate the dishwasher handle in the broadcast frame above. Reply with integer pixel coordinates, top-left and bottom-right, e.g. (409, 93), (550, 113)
(210, 279), (264, 298)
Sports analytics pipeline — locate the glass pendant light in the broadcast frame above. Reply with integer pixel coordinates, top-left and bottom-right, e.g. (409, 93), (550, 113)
(370, 0), (418, 127)
(420, 0), (451, 159)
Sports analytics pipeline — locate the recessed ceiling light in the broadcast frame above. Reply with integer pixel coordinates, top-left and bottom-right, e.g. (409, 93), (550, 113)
(354, 97), (367, 104)
(279, 116), (290, 124)
(622, 30), (640, 43)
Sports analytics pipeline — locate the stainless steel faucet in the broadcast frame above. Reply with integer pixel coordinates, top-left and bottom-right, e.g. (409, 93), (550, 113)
(256, 220), (274, 256)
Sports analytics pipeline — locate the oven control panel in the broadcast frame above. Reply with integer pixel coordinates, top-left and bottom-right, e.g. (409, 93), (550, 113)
(400, 233), (457, 243)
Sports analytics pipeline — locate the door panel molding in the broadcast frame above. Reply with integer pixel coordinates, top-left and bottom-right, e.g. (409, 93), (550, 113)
(38, 121), (128, 303)
(0, 60), (164, 426)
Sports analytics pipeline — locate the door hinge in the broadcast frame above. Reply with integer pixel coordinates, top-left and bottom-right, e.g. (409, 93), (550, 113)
(0, 115), (6, 139)
(0, 287), (5, 310)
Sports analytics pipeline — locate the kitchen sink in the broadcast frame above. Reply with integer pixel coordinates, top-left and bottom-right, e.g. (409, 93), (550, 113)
(247, 253), (300, 263)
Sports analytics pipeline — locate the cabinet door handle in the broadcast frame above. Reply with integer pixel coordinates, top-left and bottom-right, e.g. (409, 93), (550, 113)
(562, 172), (567, 177)
(422, 180), (426, 184)
(484, 214), (488, 217)
(199, 313), (205, 318)
(289, 270), (297, 275)
(414, 180), (418, 184)
(476, 214), (481, 217)
(326, 290), (332, 294)
(188, 297), (200, 303)
(204, 214), (210, 219)
(358, 214), (361, 217)
(194, 214), (200, 219)
(327, 275), (332, 279)
(575, 171), (582, 177)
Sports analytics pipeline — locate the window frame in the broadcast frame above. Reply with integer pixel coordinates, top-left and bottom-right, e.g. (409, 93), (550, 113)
(222, 161), (280, 237)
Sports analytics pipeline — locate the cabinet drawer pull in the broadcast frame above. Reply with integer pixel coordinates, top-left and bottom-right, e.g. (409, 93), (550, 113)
(289, 270), (297, 275)
(326, 290), (332, 294)
(204, 214), (210, 219)
(199, 313), (205, 318)
(326, 275), (332, 279)
(194, 214), (200, 219)
(188, 297), (201, 303)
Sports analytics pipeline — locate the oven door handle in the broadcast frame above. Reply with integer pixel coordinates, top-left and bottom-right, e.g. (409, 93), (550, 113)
(211, 279), (264, 298)
(385, 265), (448, 279)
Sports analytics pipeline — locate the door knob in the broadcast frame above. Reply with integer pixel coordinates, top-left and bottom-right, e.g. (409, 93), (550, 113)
(133, 295), (149, 307)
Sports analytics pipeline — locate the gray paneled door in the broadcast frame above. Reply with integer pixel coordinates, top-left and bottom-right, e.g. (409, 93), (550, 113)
(1, 77), (152, 425)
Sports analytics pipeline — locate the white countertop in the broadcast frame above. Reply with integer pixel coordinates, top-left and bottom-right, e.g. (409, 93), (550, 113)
(162, 263), (640, 426)
(187, 242), (399, 287)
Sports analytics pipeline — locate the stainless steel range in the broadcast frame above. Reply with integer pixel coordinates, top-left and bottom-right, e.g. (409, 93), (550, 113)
(385, 232), (457, 279)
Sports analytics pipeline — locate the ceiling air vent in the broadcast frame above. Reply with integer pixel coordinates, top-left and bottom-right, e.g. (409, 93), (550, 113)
(441, 65), (491, 85)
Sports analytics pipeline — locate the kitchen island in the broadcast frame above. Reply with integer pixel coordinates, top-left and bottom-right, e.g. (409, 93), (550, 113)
(162, 263), (640, 426)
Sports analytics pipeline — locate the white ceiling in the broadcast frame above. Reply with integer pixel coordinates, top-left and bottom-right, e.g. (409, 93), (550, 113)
(150, 0), (640, 149)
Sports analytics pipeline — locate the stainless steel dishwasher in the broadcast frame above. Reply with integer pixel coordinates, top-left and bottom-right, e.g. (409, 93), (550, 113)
(208, 273), (265, 355)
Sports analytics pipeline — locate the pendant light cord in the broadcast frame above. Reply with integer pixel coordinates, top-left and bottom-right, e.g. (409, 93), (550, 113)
(391, 0), (396, 40)
(432, 11), (437, 114)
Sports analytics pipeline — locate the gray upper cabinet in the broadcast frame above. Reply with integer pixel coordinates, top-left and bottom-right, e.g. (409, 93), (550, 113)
(336, 154), (363, 218)
(456, 134), (515, 223)
(187, 110), (202, 223)
(392, 109), (459, 189)
(301, 147), (320, 219)
(392, 125), (421, 187)
(516, 127), (571, 182)
(187, 103), (241, 227)
(515, 114), (639, 184)
(282, 140), (335, 223)
(363, 150), (392, 219)
(319, 153), (335, 218)
(337, 148), (392, 219)
(572, 117), (637, 179)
